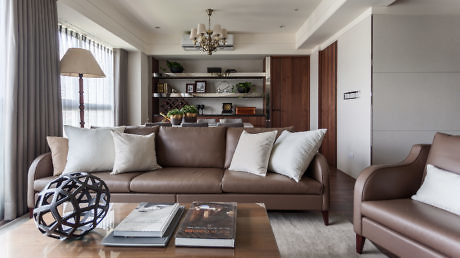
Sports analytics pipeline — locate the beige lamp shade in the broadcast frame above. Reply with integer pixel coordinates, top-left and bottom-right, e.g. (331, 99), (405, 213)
(60, 48), (105, 78)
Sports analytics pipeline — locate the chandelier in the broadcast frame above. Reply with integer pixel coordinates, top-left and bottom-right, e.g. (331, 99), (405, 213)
(189, 9), (228, 55)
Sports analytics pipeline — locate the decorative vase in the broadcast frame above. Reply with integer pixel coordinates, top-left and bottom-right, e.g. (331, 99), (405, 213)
(237, 86), (250, 93)
(170, 66), (184, 73)
(33, 172), (110, 240)
(184, 113), (198, 123)
(170, 114), (183, 125)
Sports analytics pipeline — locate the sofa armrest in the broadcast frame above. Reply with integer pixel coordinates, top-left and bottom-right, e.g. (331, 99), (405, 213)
(27, 152), (53, 208)
(309, 153), (330, 211)
(353, 144), (431, 234)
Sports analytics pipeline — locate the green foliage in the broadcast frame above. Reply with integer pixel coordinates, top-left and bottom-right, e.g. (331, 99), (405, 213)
(180, 105), (198, 114)
(166, 60), (184, 72)
(167, 108), (183, 116)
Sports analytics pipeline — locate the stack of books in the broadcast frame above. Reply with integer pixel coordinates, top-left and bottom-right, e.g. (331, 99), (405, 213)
(175, 202), (237, 248)
(102, 203), (184, 247)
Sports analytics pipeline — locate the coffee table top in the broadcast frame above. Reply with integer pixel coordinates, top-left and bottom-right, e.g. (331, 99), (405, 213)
(0, 203), (280, 258)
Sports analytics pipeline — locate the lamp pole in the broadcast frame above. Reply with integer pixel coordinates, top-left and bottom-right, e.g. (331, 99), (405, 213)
(79, 73), (85, 128)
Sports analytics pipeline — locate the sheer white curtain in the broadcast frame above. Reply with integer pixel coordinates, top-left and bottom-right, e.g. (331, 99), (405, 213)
(59, 26), (114, 128)
(0, 0), (14, 219)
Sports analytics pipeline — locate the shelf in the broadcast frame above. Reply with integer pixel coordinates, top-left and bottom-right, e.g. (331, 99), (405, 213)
(153, 114), (265, 117)
(153, 93), (264, 98)
(153, 72), (266, 79)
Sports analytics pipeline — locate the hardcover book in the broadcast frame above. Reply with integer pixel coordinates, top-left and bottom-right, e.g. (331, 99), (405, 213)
(102, 206), (184, 247)
(113, 203), (180, 237)
(175, 202), (237, 248)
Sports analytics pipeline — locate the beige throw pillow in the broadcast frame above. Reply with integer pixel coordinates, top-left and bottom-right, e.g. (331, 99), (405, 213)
(46, 136), (68, 176)
(269, 129), (327, 182)
(111, 131), (162, 174)
(63, 126), (125, 173)
(229, 130), (277, 176)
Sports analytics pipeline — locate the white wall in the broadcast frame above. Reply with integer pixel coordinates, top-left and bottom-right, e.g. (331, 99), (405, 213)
(310, 50), (319, 130)
(372, 15), (460, 164)
(336, 15), (372, 178)
(127, 51), (151, 125)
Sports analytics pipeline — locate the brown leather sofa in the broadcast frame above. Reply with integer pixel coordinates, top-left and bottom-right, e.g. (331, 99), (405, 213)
(28, 126), (330, 224)
(354, 132), (460, 257)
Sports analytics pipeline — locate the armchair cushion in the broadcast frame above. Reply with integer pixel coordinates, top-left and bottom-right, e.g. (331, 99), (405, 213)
(361, 199), (460, 257)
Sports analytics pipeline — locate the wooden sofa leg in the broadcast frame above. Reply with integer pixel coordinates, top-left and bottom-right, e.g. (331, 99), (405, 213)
(29, 208), (33, 218)
(356, 234), (366, 254)
(321, 211), (329, 226)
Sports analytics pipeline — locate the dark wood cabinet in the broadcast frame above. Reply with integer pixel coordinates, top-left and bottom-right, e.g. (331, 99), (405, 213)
(270, 56), (310, 131)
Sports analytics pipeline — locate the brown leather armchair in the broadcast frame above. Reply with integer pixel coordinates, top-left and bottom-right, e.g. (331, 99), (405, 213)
(354, 133), (460, 257)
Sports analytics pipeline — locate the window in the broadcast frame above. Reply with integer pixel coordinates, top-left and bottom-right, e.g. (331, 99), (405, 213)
(58, 25), (114, 128)
(0, 0), (8, 219)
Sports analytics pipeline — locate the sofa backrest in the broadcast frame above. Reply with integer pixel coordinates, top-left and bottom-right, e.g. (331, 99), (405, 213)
(125, 126), (159, 135)
(224, 127), (293, 168)
(426, 132), (460, 175)
(157, 127), (227, 168)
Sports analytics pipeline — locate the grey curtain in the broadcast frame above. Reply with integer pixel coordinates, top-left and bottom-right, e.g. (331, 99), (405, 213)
(3, 0), (62, 219)
(113, 48), (128, 126)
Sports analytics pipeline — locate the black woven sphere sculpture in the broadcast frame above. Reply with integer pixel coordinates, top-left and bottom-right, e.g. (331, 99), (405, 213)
(33, 172), (110, 240)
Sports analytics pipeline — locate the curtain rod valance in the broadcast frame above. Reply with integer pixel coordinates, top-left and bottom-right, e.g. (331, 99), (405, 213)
(58, 24), (112, 53)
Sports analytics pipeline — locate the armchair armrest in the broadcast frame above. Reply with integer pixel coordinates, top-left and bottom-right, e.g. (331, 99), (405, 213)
(309, 153), (330, 211)
(27, 152), (53, 208)
(353, 144), (431, 234)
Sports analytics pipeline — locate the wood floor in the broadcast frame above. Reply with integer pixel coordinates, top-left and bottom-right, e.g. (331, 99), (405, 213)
(329, 167), (356, 222)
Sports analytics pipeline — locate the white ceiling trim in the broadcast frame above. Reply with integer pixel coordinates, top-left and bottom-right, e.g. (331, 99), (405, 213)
(59, 0), (151, 53)
(295, 0), (347, 49)
(319, 8), (372, 50)
(148, 33), (310, 56)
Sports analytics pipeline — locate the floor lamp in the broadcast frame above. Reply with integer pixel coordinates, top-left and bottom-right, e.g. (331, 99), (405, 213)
(60, 48), (105, 128)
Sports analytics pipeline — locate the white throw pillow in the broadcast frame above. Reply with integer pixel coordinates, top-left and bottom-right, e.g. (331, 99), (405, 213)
(63, 126), (125, 173)
(111, 131), (161, 174)
(229, 130), (277, 176)
(411, 164), (460, 215)
(269, 129), (327, 182)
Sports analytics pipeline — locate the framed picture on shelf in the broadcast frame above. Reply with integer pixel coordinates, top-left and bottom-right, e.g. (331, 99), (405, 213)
(186, 83), (195, 93)
(195, 81), (207, 93)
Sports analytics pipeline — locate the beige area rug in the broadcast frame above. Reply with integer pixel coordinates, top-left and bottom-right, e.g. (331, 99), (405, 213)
(269, 211), (386, 258)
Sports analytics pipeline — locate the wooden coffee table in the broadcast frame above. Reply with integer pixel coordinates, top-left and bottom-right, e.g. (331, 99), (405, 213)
(0, 203), (280, 258)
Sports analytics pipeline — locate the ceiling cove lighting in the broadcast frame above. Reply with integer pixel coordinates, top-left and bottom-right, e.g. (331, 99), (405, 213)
(189, 9), (228, 55)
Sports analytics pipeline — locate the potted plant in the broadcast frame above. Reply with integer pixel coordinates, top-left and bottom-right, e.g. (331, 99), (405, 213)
(181, 105), (198, 123)
(166, 60), (184, 73)
(167, 109), (184, 125)
(235, 82), (252, 93)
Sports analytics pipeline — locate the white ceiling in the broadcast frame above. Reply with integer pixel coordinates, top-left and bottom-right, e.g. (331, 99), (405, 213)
(108, 0), (322, 34)
(57, 0), (460, 55)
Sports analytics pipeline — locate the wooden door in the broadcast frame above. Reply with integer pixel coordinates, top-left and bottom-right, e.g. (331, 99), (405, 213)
(318, 42), (337, 167)
(270, 56), (310, 131)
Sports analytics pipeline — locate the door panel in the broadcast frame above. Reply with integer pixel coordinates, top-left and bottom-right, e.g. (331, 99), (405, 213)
(318, 42), (337, 167)
(270, 56), (310, 131)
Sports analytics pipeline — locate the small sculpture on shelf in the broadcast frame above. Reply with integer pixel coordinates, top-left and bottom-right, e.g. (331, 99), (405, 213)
(197, 104), (205, 115)
(216, 81), (233, 93)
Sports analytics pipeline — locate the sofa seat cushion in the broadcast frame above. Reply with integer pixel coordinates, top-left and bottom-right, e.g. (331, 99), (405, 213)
(130, 167), (224, 194)
(34, 172), (143, 193)
(222, 170), (322, 194)
(361, 199), (460, 256)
